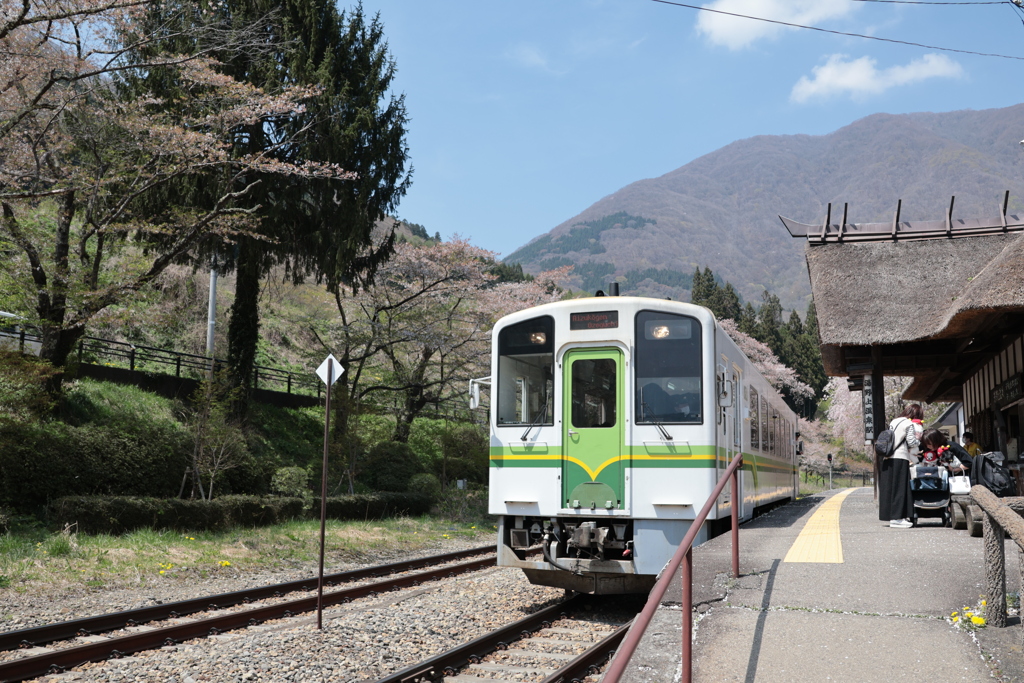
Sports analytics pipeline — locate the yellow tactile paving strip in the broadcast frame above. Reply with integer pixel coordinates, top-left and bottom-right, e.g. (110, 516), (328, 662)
(783, 488), (859, 563)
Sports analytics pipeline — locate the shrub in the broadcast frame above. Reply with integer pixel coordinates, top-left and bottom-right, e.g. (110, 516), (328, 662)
(437, 486), (490, 524)
(0, 507), (9, 534)
(49, 495), (305, 534)
(312, 492), (432, 520)
(359, 441), (422, 492)
(0, 421), (190, 508)
(407, 473), (442, 503)
(272, 467), (311, 497)
(0, 351), (57, 429)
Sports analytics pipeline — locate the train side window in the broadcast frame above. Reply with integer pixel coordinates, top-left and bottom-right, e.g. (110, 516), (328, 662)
(571, 358), (616, 428)
(760, 397), (769, 451)
(634, 311), (702, 425)
(732, 373), (742, 449)
(496, 316), (554, 426)
(769, 409), (776, 455)
(749, 388), (759, 450)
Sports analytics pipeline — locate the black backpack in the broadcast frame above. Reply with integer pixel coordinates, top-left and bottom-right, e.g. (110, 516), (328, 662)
(970, 452), (1015, 498)
(874, 419), (908, 458)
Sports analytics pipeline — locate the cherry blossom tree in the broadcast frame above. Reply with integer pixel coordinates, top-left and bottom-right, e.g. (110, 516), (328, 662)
(0, 0), (354, 370)
(718, 318), (814, 400)
(299, 237), (566, 492)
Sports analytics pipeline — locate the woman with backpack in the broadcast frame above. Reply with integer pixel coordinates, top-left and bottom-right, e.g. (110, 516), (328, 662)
(879, 404), (923, 529)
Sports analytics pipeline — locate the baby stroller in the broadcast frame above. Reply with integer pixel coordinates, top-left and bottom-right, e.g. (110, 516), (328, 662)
(909, 466), (951, 527)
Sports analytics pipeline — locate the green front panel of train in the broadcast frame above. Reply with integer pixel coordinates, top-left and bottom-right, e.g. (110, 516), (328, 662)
(561, 348), (625, 510)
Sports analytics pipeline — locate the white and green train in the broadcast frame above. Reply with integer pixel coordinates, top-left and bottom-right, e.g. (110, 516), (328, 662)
(482, 294), (799, 594)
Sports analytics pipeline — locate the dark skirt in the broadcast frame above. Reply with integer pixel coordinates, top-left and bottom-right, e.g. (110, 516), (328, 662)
(878, 457), (914, 521)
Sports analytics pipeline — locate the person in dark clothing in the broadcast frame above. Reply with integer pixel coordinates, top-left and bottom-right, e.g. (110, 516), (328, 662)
(879, 404), (923, 528)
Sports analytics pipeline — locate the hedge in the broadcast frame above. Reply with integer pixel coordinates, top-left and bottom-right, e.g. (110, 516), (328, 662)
(50, 492), (432, 534)
(0, 422), (190, 508)
(49, 496), (305, 534)
(315, 492), (432, 520)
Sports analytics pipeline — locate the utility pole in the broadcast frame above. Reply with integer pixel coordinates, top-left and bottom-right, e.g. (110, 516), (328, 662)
(206, 256), (218, 374)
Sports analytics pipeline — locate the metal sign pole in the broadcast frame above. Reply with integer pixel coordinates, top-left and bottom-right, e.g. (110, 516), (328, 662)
(317, 359), (333, 630)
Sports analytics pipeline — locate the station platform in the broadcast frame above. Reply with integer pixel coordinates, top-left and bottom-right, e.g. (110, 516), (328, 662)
(619, 488), (1024, 683)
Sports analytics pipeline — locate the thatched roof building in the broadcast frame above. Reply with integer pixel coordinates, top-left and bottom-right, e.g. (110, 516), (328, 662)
(805, 231), (1024, 401)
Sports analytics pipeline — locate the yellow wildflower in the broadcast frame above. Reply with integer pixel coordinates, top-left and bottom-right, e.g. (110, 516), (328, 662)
(971, 616), (986, 626)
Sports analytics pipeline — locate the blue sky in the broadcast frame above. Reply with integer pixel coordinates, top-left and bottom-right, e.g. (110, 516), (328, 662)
(356, 0), (1024, 258)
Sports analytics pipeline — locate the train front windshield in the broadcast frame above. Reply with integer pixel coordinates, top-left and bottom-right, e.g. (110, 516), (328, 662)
(635, 311), (702, 424)
(496, 316), (554, 426)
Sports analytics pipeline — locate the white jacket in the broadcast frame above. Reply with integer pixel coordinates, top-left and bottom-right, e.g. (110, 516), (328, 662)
(889, 416), (921, 463)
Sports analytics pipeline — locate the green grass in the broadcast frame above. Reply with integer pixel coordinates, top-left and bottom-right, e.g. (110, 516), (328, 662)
(799, 473), (873, 496)
(0, 515), (496, 593)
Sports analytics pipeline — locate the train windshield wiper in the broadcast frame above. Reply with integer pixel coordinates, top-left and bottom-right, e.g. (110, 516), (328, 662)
(521, 395), (550, 441)
(641, 399), (674, 441)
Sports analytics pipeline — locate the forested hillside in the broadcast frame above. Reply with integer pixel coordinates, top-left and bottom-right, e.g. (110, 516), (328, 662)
(507, 104), (1024, 310)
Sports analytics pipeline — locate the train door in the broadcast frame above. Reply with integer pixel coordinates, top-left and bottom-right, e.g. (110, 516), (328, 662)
(562, 348), (625, 511)
(718, 365), (743, 516)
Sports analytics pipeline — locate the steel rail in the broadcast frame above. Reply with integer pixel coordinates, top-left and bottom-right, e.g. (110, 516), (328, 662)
(0, 545), (493, 652)
(602, 452), (743, 683)
(0, 555), (498, 682)
(374, 594), (586, 683)
(539, 621), (631, 683)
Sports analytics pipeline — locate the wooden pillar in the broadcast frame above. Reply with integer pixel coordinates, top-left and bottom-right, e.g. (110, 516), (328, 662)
(983, 513), (1007, 627)
(871, 347), (885, 439)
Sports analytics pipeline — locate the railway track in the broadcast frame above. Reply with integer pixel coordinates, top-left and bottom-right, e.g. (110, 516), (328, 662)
(0, 546), (496, 682)
(377, 594), (635, 683)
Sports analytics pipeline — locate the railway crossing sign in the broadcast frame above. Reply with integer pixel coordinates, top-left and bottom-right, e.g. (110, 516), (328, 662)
(316, 354), (343, 385)
(315, 353), (342, 630)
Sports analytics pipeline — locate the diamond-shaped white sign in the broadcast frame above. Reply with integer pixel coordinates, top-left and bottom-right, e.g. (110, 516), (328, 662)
(316, 354), (343, 386)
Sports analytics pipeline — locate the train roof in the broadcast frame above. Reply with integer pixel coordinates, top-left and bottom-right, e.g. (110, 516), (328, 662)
(494, 296), (717, 329)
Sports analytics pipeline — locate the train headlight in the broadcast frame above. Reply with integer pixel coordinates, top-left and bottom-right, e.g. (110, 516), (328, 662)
(651, 325), (671, 339)
(529, 332), (547, 344)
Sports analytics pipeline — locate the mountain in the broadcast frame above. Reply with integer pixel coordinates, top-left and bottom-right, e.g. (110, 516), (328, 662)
(506, 104), (1024, 311)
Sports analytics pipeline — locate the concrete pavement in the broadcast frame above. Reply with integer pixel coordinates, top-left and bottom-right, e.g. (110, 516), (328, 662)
(619, 487), (1024, 683)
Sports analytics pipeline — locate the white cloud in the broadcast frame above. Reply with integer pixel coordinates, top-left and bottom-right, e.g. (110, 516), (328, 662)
(790, 53), (964, 103)
(506, 44), (560, 73)
(696, 0), (853, 50)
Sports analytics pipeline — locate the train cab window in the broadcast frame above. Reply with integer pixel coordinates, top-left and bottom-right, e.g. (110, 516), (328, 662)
(749, 388), (759, 449)
(634, 311), (702, 425)
(497, 316), (554, 426)
(571, 358), (617, 428)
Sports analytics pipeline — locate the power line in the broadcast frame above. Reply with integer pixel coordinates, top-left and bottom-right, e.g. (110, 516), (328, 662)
(853, 1), (1007, 5)
(651, 0), (1024, 60)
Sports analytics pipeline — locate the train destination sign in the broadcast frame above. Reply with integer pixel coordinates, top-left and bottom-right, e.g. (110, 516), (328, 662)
(570, 311), (619, 331)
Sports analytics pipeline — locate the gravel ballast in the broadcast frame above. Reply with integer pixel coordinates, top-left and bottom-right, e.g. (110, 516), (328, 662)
(3, 537), (593, 682)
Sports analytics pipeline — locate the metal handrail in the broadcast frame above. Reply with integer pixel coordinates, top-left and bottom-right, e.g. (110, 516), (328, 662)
(1, 329), (318, 396)
(965, 485), (1024, 629)
(602, 452), (743, 683)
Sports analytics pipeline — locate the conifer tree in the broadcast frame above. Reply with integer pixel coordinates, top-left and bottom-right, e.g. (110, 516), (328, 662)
(690, 266), (713, 306)
(220, 1), (411, 409)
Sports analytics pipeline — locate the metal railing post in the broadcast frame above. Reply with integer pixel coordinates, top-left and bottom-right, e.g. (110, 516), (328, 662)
(681, 546), (694, 683)
(19, 329), (25, 354)
(129, 347), (136, 372)
(603, 452), (745, 683)
(287, 374), (292, 394)
(175, 355), (181, 378)
(732, 459), (741, 579)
